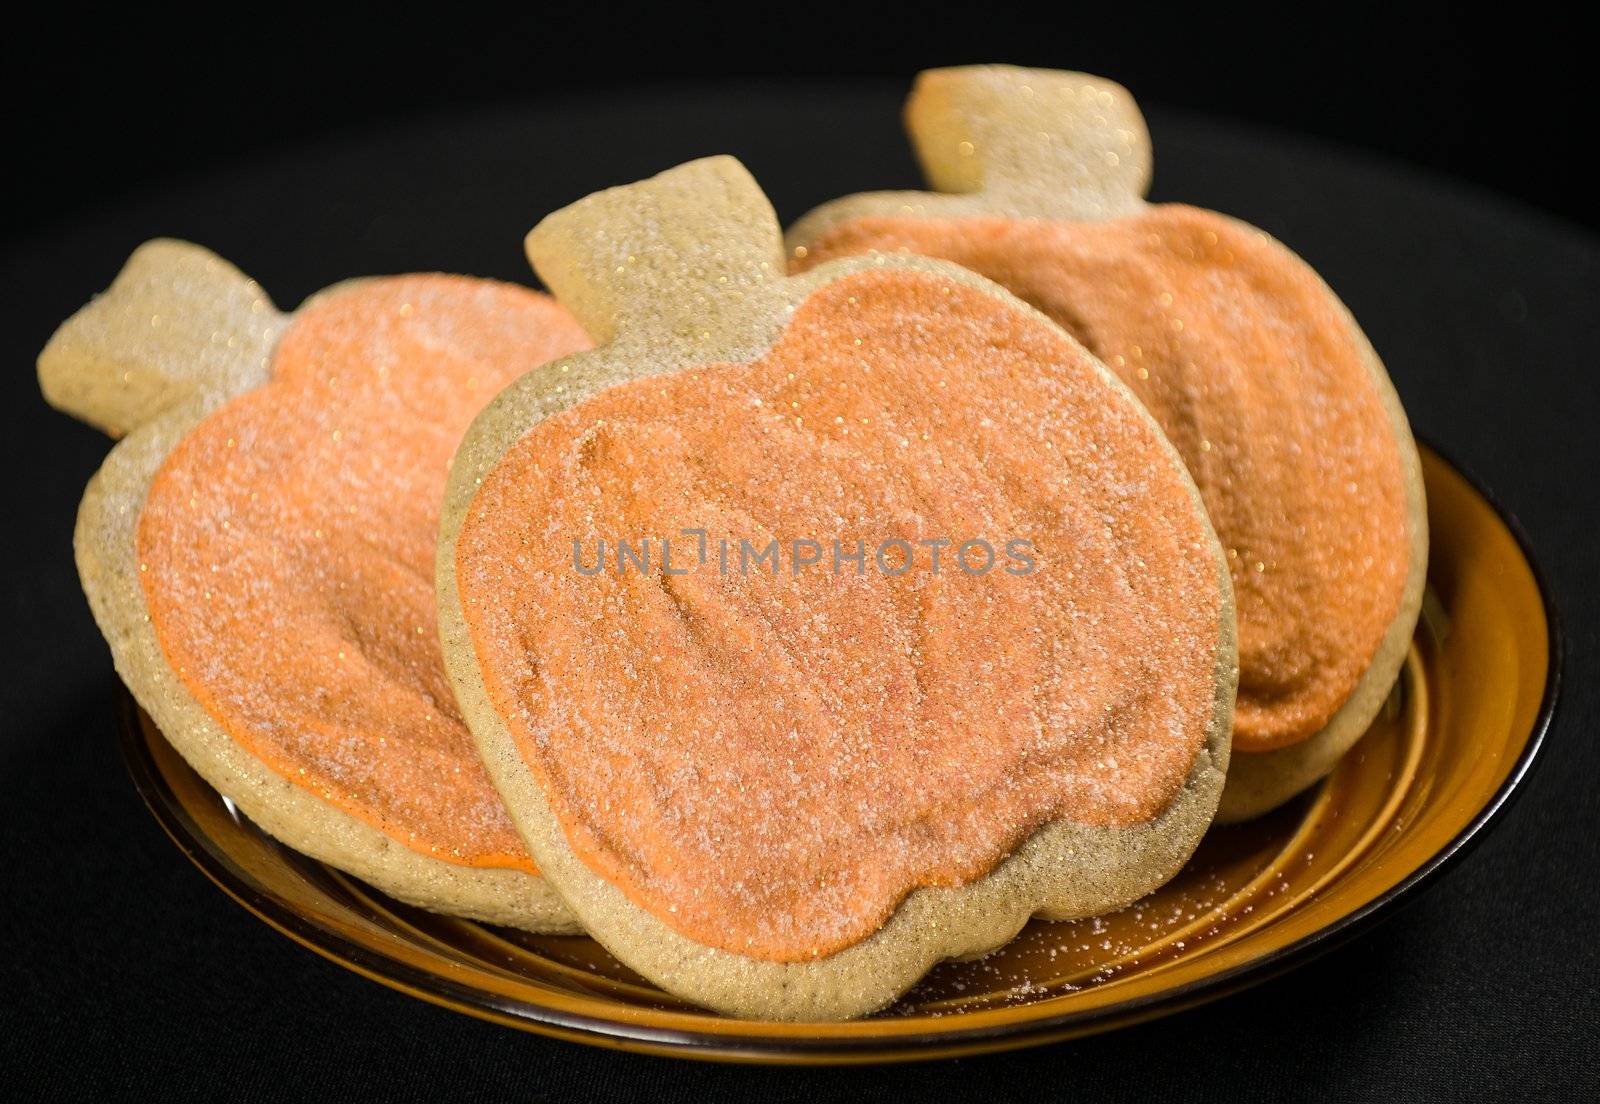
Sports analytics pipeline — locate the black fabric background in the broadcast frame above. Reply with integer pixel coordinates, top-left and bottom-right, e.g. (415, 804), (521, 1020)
(5, 5), (1593, 241)
(1, 84), (1596, 1100)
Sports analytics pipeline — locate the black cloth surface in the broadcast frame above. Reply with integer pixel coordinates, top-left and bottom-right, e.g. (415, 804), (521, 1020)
(1, 83), (1596, 1101)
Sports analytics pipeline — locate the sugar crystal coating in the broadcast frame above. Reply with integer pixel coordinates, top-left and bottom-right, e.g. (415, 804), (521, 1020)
(457, 269), (1222, 959)
(801, 208), (1410, 751)
(139, 275), (590, 870)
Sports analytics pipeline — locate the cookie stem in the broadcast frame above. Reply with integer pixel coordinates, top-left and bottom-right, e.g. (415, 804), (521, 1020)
(39, 240), (285, 438)
(905, 65), (1152, 220)
(525, 157), (785, 348)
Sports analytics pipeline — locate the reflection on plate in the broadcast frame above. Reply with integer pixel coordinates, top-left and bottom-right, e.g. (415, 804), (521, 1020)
(119, 443), (1558, 1063)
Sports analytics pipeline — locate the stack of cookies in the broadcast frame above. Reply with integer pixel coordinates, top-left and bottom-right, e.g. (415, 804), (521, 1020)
(41, 66), (1425, 1021)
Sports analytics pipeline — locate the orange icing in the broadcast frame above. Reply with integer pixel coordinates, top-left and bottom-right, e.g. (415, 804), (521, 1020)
(802, 208), (1410, 751)
(139, 275), (589, 871)
(457, 269), (1221, 960)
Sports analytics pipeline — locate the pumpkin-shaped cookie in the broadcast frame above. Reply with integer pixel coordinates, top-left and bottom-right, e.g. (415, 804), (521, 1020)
(41, 243), (588, 929)
(438, 157), (1236, 1020)
(789, 67), (1427, 821)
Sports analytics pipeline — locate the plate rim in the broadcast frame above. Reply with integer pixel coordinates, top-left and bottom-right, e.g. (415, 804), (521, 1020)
(116, 438), (1564, 1062)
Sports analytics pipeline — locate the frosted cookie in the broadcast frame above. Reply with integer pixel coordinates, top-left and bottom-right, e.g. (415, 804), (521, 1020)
(789, 66), (1427, 821)
(438, 157), (1236, 1020)
(41, 242), (589, 929)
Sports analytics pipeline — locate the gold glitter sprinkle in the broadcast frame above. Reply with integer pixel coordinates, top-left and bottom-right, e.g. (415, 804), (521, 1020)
(456, 267), (1223, 961)
(136, 275), (588, 874)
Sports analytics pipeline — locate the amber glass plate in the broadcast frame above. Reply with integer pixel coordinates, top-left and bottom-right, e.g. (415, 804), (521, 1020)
(118, 444), (1558, 1063)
